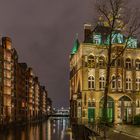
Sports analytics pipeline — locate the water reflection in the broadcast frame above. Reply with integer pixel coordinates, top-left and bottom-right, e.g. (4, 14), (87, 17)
(0, 117), (72, 140)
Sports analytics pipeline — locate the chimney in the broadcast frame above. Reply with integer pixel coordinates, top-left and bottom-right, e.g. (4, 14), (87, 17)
(84, 24), (92, 43)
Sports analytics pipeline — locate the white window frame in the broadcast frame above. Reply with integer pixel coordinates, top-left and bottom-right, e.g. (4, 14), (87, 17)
(112, 76), (116, 89)
(136, 59), (140, 70)
(136, 78), (140, 91)
(99, 56), (105, 67)
(126, 58), (132, 69)
(88, 55), (95, 67)
(88, 76), (95, 90)
(126, 78), (132, 90)
(117, 76), (122, 90)
(99, 77), (105, 90)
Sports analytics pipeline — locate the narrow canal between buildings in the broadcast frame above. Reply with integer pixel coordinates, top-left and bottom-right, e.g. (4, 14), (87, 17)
(0, 117), (74, 140)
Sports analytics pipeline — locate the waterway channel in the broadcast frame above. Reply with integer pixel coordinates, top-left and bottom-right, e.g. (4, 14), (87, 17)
(0, 117), (73, 140)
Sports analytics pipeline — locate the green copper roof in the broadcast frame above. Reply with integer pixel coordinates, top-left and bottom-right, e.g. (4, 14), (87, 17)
(127, 37), (137, 48)
(71, 39), (79, 55)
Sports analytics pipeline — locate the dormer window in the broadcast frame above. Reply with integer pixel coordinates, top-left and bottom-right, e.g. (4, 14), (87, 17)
(99, 56), (105, 67)
(93, 34), (101, 45)
(88, 55), (95, 68)
(127, 38), (137, 48)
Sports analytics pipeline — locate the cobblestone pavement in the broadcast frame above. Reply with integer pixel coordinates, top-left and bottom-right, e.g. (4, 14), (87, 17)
(94, 129), (139, 140)
(90, 125), (140, 140)
(100, 125), (140, 140)
(87, 124), (140, 140)
(114, 124), (140, 138)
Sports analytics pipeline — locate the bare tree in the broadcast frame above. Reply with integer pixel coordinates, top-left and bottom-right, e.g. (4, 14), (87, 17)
(93, 0), (140, 125)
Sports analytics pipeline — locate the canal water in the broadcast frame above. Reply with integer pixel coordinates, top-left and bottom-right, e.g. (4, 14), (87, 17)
(0, 117), (73, 140)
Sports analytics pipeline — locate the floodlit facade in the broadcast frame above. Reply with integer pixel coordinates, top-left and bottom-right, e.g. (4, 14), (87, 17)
(0, 36), (50, 125)
(70, 23), (140, 124)
(0, 37), (13, 124)
(26, 68), (35, 120)
(16, 63), (28, 122)
(39, 86), (48, 118)
(34, 77), (40, 119)
(47, 98), (52, 116)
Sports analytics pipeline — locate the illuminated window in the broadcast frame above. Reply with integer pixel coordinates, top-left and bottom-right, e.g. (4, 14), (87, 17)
(112, 33), (123, 43)
(88, 55), (95, 68)
(112, 76), (116, 89)
(88, 76), (95, 89)
(99, 77), (105, 90)
(136, 100), (140, 107)
(111, 58), (116, 67)
(84, 94), (87, 106)
(135, 59), (140, 70)
(117, 58), (122, 67)
(88, 99), (95, 107)
(136, 78), (140, 91)
(127, 38), (137, 48)
(112, 34), (118, 44)
(99, 56), (105, 67)
(82, 110), (86, 117)
(93, 34), (101, 45)
(126, 58), (132, 69)
(126, 78), (132, 90)
(117, 76), (122, 90)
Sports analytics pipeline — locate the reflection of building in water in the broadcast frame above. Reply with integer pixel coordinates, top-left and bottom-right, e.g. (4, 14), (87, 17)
(35, 125), (40, 140)
(0, 117), (71, 140)
(47, 117), (71, 140)
(57, 119), (60, 137)
(62, 119), (66, 130)
(42, 122), (47, 140)
(47, 119), (51, 140)
(60, 118), (66, 140)
(53, 120), (56, 134)
(21, 129), (26, 140)
(65, 130), (73, 140)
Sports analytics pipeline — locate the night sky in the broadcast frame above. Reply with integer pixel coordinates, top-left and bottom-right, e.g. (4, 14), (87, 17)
(0, 0), (139, 108)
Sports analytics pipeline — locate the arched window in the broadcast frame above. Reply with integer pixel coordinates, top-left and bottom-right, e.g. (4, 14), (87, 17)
(88, 76), (95, 89)
(117, 76), (122, 90)
(99, 77), (105, 90)
(136, 100), (140, 115)
(88, 55), (95, 68)
(112, 76), (116, 89)
(117, 58), (122, 67)
(135, 59), (140, 70)
(126, 78), (132, 90)
(136, 100), (140, 107)
(84, 94), (87, 106)
(111, 58), (116, 67)
(99, 56), (105, 67)
(136, 78), (140, 91)
(126, 58), (132, 69)
(88, 98), (96, 107)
